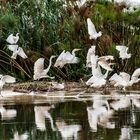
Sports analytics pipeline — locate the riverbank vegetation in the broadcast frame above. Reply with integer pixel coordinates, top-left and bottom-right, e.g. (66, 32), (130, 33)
(1, 0), (140, 82)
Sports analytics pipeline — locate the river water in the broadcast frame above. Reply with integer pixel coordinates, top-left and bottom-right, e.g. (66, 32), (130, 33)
(0, 89), (140, 140)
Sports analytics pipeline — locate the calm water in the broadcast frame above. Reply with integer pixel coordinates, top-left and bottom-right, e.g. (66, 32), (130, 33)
(1, 90), (140, 140)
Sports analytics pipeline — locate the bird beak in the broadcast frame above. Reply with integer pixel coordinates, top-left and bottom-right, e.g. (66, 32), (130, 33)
(76, 49), (81, 51)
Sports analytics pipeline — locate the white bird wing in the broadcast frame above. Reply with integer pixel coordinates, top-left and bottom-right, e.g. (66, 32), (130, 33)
(65, 51), (74, 61)
(54, 50), (66, 67)
(18, 47), (28, 59)
(7, 45), (18, 52)
(116, 45), (127, 52)
(6, 34), (14, 44)
(87, 18), (97, 36)
(119, 72), (130, 82)
(99, 55), (114, 61)
(34, 58), (45, 75)
(131, 68), (140, 81)
(109, 73), (122, 83)
(98, 59), (113, 71)
(3, 75), (16, 83)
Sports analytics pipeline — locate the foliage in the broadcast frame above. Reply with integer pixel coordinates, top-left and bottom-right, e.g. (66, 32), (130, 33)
(1, 0), (140, 82)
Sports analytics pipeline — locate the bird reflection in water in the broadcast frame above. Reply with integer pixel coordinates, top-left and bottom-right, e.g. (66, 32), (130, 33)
(34, 105), (56, 131)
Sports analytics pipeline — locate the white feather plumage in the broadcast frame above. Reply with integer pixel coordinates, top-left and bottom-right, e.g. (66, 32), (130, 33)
(87, 18), (102, 40)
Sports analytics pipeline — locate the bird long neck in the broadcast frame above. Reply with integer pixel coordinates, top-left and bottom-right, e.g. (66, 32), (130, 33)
(45, 56), (54, 74)
(72, 50), (76, 56)
(104, 70), (109, 79)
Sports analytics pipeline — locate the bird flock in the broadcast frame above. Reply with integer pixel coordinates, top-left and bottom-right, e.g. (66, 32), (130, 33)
(1, 17), (140, 92)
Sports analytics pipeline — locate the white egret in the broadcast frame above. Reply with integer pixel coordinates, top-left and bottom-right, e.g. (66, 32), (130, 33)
(0, 106), (17, 120)
(110, 97), (131, 111)
(56, 120), (81, 139)
(54, 49), (80, 68)
(109, 68), (140, 90)
(87, 18), (102, 40)
(33, 55), (56, 80)
(116, 45), (131, 60)
(0, 75), (16, 93)
(11, 131), (28, 140)
(6, 33), (19, 44)
(7, 45), (28, 59)
(86, 45), (96, 67)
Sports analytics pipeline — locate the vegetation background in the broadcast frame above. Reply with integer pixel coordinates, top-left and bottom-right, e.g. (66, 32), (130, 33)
(1, 0), (140, 82)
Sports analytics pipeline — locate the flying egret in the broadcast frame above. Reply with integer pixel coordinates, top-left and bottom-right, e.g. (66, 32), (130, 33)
(54, 49), (80, 68)
(116, 45), (131, 60)
(87, 18), (102, 40)
(109, 68), (140, 90)
(7, 45), (28, 59)
(0, 75), (16, 93)
(6, 33), (19, 44)
(33, 55), (56, 80)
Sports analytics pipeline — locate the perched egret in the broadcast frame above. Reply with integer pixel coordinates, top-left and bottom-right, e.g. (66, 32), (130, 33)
(6, 33), (19, 44)
(87, 18), (102, 40)
(0, 75), (16, 93)
(109, 68), (140, 90)
(33, 55), (56, 80)
(86, 45), (96, 67)
(116, 45), (131, 60)
(11, 131), (28, 140)
(54, 49), (80, 68)
(7, 45), (28, 59)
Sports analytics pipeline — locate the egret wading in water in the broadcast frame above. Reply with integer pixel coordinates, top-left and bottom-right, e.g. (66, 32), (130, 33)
(54, 48), (81, 68)
(87, 18), (102, 40)
(33, 55), (56, 80)
(0, 75), (16, 94)
(6, 33), (19, 44)
(7, 45), (28, 59)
